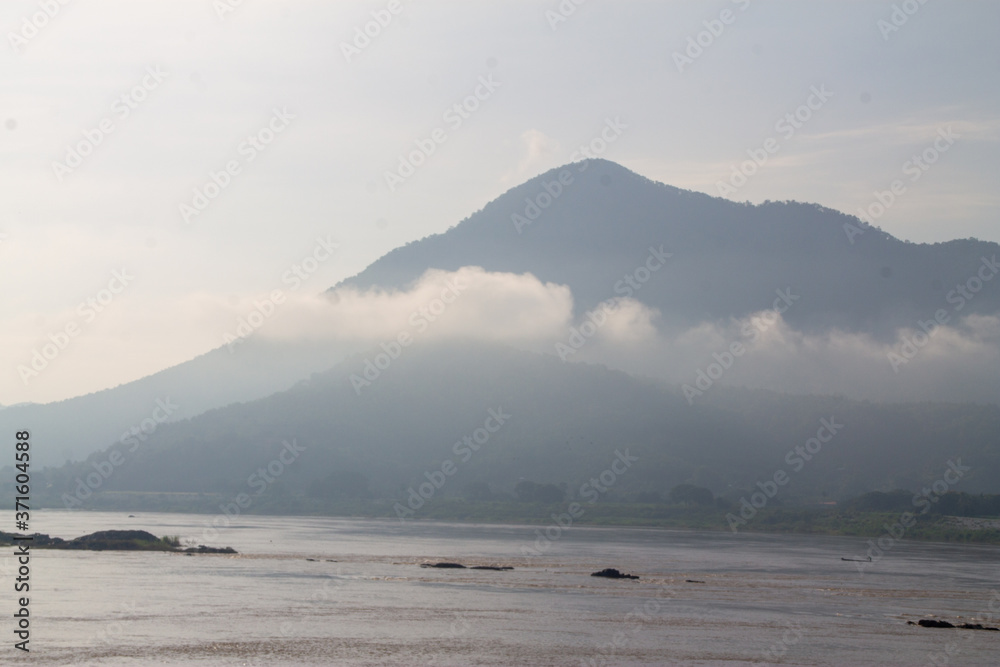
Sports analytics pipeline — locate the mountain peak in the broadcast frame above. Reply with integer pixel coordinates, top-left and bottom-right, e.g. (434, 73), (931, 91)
(331, 161), (999, 337)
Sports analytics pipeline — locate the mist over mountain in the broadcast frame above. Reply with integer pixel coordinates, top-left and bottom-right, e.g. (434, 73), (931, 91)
(13, 160), (1000, 470)
(35, 342), (1000, 510)
(333, 160), (1000, 339)
(313, 159), (1000, 405)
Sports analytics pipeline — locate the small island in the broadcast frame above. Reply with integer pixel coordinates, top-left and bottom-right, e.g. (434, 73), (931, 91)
(0, 529), (236, 554)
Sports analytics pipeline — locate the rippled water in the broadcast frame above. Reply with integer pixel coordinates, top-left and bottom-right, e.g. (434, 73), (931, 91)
(3, 510), (998, 665)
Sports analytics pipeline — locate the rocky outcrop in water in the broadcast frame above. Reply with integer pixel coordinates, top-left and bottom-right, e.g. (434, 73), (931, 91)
(908, 619), (999, 631)
(420, 562), (513, 570)
(591, 568), (639, 580)
(0, 530), (236, 553)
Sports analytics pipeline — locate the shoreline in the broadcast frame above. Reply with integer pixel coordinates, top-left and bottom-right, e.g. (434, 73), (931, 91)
(23, 499), (1000, 546)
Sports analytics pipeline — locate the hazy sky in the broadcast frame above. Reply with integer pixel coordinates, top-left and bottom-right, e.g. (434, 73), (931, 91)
(2, 0), (998, 405)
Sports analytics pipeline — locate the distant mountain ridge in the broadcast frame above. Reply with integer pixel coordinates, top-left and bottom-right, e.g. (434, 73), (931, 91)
(0, 339), (359, 467)
(30, 342), (1000, 506)
(332, 159), (1000, 338)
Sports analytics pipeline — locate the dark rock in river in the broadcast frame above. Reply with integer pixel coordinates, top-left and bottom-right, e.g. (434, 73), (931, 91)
(910, 619), (999, 631)
(961, 623), (999, 631)
(421, 562), (467, 569)
(591, 568), (639, 580)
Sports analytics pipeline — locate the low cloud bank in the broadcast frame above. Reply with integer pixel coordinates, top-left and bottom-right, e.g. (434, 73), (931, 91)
(250, 266), (1000, 404)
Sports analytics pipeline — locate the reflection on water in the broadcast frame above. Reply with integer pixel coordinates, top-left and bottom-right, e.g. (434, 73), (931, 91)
(5, 510), (998, 665)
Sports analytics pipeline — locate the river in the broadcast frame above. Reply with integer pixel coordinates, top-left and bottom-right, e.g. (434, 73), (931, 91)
(5, 510), (998, 665)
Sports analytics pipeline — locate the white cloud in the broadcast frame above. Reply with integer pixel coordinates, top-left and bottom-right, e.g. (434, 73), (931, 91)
(568, 309), (1000, 404)
(255, 266), (574, 343)
(5, 260), (999, 406)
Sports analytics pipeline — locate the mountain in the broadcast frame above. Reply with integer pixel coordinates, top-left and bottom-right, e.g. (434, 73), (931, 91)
(332, 159), (1000, 339)
(0, 338), (359, 467)
(31, 343), (1000, 509)
(14, 159), (1000, 468)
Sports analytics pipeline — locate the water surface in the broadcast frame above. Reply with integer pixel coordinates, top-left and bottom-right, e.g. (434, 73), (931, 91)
(4, 510), (998, 665)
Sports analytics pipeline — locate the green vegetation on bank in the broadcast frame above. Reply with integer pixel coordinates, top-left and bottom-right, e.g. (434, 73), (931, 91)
(0, 529), (235, 553)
